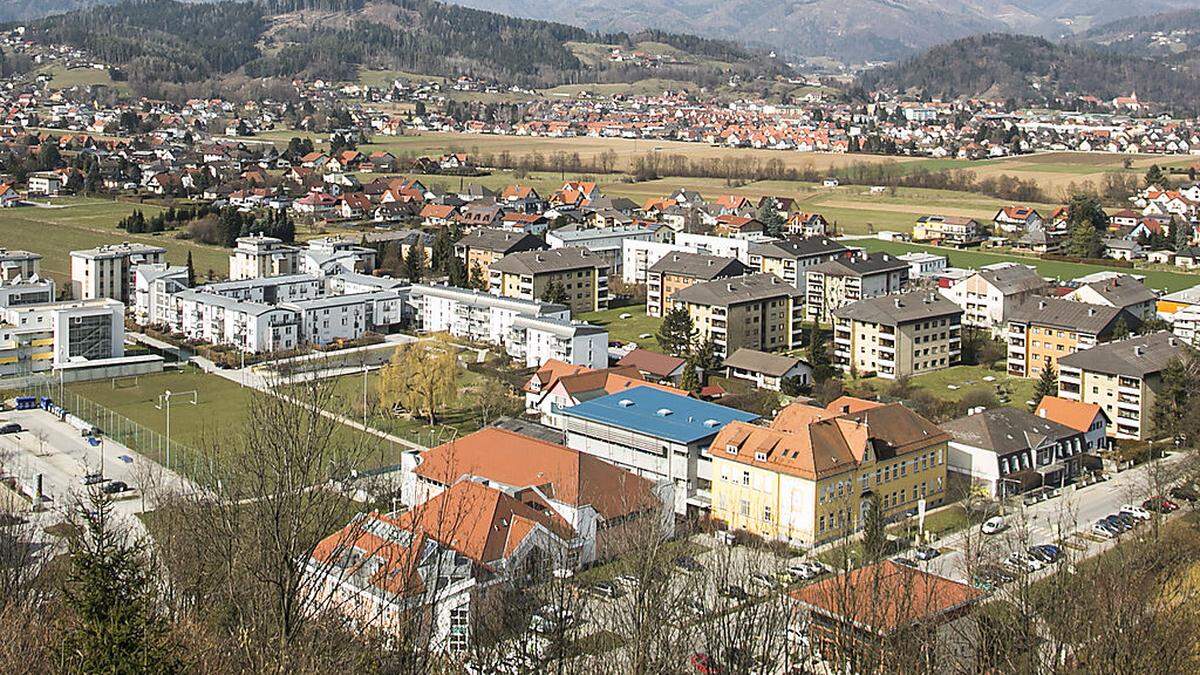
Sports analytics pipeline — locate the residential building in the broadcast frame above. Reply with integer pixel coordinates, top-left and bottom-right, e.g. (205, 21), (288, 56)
(646, 252), (748, 317)
(132, 264), (189, 326)
(832, 292), (963, 379)
(546, 224), (662, 278)
(992, 206), (1043, 234)
(454, 228), (545, 281)
(674, 232), (751, 262)
(300, 237), (376, 276)
(1063, 274), (1158, 322)
(27, 171), (63, 196)
(615, 348), (687, 384)
(527, 365), (689, 428)
(0, 299), (125, 377)
(1056, 332), (1193, 440)
(0, 277), (55, 309)
(508, 315), (608, 370)
(621, 239), (686, 285)
(1005, 297), (1136, 378)
(669, 273), (805, 359)
(939, 264), (1048, 334)
(805, 252), (909, 324)
(896, 252), (947, 278)
(1157, 282), (1200, 319)
(400, 427), (674, 566)
(747, 237), (849, 289)
(70, 243), (167, 303)
(1174, 305), (1200, 347)
(791, 561), (983, 671)
(0, 248), (42, 281)
(560, 386), (759, 514)
(489, 248), (609, 313)
(913, 215), (986, 246)
(722, 348), (811, 391)
(1034, 395), (1110, 452)
(943, 407), (1089, 497)
(229, 234), (299, 280)
(709, 400), (949, 546)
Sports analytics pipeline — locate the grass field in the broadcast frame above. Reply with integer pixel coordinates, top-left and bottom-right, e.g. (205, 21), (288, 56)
(866, 364), (1038, 410)
(0, 198), (229, 283)
(579, 303), (663, 350)
(34, 65), (131, 95)
(856, 239), (1200, 293)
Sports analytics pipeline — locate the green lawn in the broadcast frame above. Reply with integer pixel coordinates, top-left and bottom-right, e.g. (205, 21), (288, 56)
(579, 303), (663, 350)
(63, 368), (403, 480)
(856, 239), (1200, 293)
(898, 364), (1037, 409)
(0, 198), (229, 283)
(34, 65), (131, 95)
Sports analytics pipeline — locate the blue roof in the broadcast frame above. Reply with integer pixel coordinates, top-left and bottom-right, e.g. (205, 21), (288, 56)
(561, 386), (759, 444)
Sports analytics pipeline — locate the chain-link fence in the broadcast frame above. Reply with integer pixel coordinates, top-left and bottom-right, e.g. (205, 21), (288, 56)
(25, 382), (211, 485)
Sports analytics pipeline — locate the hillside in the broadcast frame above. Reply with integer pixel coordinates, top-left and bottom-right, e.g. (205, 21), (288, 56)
(857, 33), (1200, 112)
(1082, 9), (1200, 76)
(434, 0), (1198, 64)
(16, 0), (771, 95)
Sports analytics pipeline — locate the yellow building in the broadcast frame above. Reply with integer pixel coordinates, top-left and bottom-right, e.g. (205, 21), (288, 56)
(832, 292), (963, 380)
(453, 228), (545, 282)
(668, 273), (804, 359)
(710, 399), (949, 547)
(1005, 296), (1132, 379)
(489, 248), (609, 313)
(646, 251), (748, 318)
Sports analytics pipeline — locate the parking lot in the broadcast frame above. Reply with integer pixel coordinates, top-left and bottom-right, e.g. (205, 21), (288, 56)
(0, 407), (192, 520)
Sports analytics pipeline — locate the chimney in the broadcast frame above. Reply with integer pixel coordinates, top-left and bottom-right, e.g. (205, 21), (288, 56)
(1135, 345), (1144, 357)
(1038, 408), (1047, 418)
(1039, 300), (1047, 310)
(894, 298), (902, 308)
(727, 283), (734, 292)
(1088, 308), (1095, 316)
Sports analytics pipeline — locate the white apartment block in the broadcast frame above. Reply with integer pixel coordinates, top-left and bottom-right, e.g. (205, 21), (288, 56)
(509, 315), (608, 370)
(299, 236), (377, 276)
(71, 243), (167, 303)
(0, 248), (42, 281)
(622, 239), (682, 285)
(547, 224), (661, 278)
(0, 299), (124, 377)
(229, 235), (299, 280)
(0, 277), (55, 308)
(675, 232), (751, 262)
(133, 264), (189, 326)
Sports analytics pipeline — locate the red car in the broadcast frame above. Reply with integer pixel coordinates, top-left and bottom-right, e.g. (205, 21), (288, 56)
(690, 652), (722, 674)
(1143, 496), (1179, 513)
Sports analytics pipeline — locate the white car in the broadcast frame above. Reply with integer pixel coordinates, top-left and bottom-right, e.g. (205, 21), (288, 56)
(1092, 522), (1115, 539)
(1006, 552), (1044, 572)
(1119, 504), (1151, 521)
(981, 516), (1007, 535)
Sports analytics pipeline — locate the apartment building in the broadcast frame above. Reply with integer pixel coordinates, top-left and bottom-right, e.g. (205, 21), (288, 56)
(71, 242), (167, 303)
(508, 315), (608, 370)
(621, 239), (685, 285)
(0, 276), (55, 309)
(1005, 297), (1135, 379)
(132, 264), (189, 326)
(722, 348), (812, 391)
(546, 223), (664, 278)
(944, 407), (1087, 497)
(912, 215), (986, 246)
(646, 252), (748, 317)
(229, 234), (299, 280)
(709, 400), (949, 547)
(805, 252), (909, 324)
(454, 228), (546, 280)
(1063, 274), (1158, 322)
(939, 264), (1048, 334)
(1174, 305), (1200, 347)
(0, 299), (124, 377)
(1057, 332), (1192, 440)
(300, 236), (377, 276)
(560, 386), (759, 514)
(489, 247), (609, 313)
(0, 248), (42, 281)
(747, 236), (849, 289)
(897, 252), (948, 279)
(669, 273), (805, 359)
(832, 292), (963, 379)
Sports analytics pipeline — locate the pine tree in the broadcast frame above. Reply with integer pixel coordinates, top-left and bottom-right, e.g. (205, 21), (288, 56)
(757, 200), (786, 238)
(469, 262), (488, 291)
(185, 251), (195, 287)
(404, 243), (426, 282)
(656, 305), (696, 357)
(807, 321), (832, 382)
(541, 280), (568, 305)
(1152, 357), (1197, 446)
(692, 336), (721, 376)
(1112, 316), (1130, 340)
(1145, 164), (1165, 187)
(680, 359), (701, 395)
(1031, 362), (1058, 411)
(431, 227), (453, 274)
(861, 492), (886, 562)
(448, 255), (468, 287)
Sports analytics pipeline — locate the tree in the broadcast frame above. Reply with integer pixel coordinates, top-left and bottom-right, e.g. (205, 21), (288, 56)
(680, 361), (701, 394)
(404, 243), (427, 282)
(656, 305), (696, 357)
(861, 492), (886, 562)
(1031, 362), (1058, 411)
(378, 341), (460, 425)
(468, 262), (488, 291)
(807, 321), (833, 382)
(1152, 356), (1198, 446)
(540, 280), (568, 305)
(757, 200), (786, 238)
(1145, 164), (1165, 187)
(1065, 193), (1108, 258)
(185, 250), (195, 287)
(691, 336), (721, 376)
(430, 227), (453, 275)
(63, 493), (177, 673)
(448, 255), (468, 287)
(1112, 316), (1131, 340)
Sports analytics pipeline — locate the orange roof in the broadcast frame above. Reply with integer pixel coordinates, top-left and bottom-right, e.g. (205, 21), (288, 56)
(414, 428), (660, 520)
(549, 366), (689, 399)
(824, 396), (885, 416)
(1035, 395), (1106, 433)
(792, 560), (983, 635)
(770, 403), (836, 431)
(419, 203), (456, 219)
(523, 358), (591, 393)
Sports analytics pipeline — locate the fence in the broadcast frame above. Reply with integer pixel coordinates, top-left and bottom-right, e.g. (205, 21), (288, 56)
(26, 382), (212, 486)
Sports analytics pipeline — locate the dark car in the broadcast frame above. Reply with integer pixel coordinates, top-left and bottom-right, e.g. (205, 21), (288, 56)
(1030, 544), (1062, 563)
(915, 546), (940, 561)
(0, 422), (22, 434)
(589, 581), (622, 599)
(674, 555), (702, 573)
(100, 481), (128, 495)
(1170, 485), (1200, 503)
(1102, 515), (1128, 533)
(1113, 513), (1138, 529)
(718, 584), (749, 602)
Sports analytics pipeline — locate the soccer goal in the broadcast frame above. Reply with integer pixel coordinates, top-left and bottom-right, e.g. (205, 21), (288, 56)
(110, 375), (141, 389)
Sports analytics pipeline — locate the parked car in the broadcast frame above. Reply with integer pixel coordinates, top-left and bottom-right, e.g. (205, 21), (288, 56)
(971, 574), (996, 592)
(1113, 513), (1138, 529)
(915, 546), (940, 561)
(749, 572), (776, 589)
(615, 574), (639, 591)
(79, 472), (104, 486)
(689, 652), (722, 675)
(1143, 497), (1177, 513)
(1103, 515), (1129, 533)
(981, 516), (1007, 535)
(718, 584), (748, 602)
(893, 557), (918, 568)
(100, 480), (128, 495)
(674, 555), (702, 573)
(1169, 485), (1200, 503)
(1092, 521), (1116, 539)
(788, 561), (827, 580)
(1029, 544), (1061, 564)
(589, 581), (621, 599)
(1119, 504), (1151, 521)
(1006, 551), (1044, 572)
(0, 422), (22, 434)
(714, 531), (737, 546)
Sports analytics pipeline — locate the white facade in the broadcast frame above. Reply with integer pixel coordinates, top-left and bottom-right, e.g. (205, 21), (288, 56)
(621, 239), (680, 284)
(1173, 305), (1200, 348)
(71, 243), (167, 303)
(897, 252), (948, 278)
(0, 249), (42, 281)
(229, 235), (299, 280)
(133, 264), (189, 326)
(509, 315), (608, 370)
(548, 225), (660, 277)
(0, 277), (55, 308)
(0, 299), (124, 377)
(675, 232), (751, 262)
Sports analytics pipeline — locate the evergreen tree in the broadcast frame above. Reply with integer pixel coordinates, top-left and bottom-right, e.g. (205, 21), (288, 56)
(1152, 356), (1198, 446)
(806, 321), (833, 382)
(468, 262), (488, 291)
(404, 243), (427, 282)
(1064, 193), (1108, 258)
(63, 494), (177, 673)
(1031, 362), (1058, 411)
(757, 200), (786, 238)
(448, 255), (468, 287)
(656, 306), (696, 357)
(861, 492), (886, 562)
(680, 359), (701, 395)
(1145, 164), (1166, 187)
(185, 251), (195, 287)
(1112, 316), (1130, 340)
(431, 227), (453, 275)
(692, 336), (721, 376)
(541, 280), (569, 305)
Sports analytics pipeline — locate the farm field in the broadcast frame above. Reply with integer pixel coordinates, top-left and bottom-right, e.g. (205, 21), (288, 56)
(0, 198), (229, 283)
(855, 239), (1200, 293)
(32, 64), (131, 95)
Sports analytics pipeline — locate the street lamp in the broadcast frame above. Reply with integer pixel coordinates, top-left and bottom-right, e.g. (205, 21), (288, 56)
(156, 389), (197, 471)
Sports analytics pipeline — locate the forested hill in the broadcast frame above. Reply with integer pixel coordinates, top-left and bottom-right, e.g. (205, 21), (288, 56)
(857, 33), (1200, 113)
(17, 0), (771, 97)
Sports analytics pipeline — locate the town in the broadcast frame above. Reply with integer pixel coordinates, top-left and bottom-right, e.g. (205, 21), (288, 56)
(0, 9), (1198, 675)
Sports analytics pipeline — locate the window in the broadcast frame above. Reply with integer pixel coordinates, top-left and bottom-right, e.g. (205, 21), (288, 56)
(742, 471), (750, 486)
(763, 505), (773, 523)
(740, 499), (750, 517)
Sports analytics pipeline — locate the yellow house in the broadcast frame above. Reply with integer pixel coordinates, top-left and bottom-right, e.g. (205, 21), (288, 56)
(710, 399), (949, 547)
(1005, 296), (1132, 379)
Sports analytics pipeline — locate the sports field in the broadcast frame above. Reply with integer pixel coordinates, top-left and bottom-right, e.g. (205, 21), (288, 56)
(856, 239), (1200, 293)
(0, 198), (229, 283)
